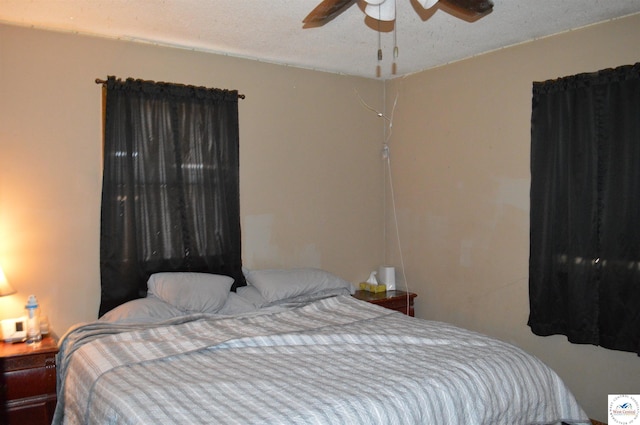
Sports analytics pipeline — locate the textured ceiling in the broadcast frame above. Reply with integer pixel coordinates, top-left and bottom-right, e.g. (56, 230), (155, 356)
(1, 0), (640, 79)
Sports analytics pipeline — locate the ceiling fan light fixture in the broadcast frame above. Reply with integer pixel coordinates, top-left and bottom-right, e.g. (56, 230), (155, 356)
(418, 0), (439, 9)
(303, 0), (494, 27)
(364, 0), (396, 21)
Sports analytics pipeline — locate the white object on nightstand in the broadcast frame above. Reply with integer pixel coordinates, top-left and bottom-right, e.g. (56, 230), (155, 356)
(378, 265), (396, 290)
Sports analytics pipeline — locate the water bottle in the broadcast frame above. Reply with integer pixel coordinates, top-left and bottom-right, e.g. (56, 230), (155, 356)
(25, 294), (42, 344)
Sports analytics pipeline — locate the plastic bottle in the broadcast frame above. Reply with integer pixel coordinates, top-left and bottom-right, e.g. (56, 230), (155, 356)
(25, 295), (42, 344)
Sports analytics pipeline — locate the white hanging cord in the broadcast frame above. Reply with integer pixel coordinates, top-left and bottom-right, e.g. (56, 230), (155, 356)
(382, 84), (389, 264)
(354, 89), (397, 137)
(384, 90), (399, 145)
(355, 89), (385, 117)
(385, 151), (410, 295)
(354, 88), (408, 297)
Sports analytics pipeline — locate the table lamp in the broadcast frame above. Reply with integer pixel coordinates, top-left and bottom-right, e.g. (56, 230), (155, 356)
(0, 264), (16, 297)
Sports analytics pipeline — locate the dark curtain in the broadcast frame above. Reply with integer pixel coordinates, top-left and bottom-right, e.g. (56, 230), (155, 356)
(99, 76), (245, 317)
(528, 63), (640, 355)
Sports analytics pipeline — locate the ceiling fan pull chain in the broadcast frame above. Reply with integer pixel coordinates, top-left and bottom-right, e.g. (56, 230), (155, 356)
(393, 3), (399, 60)
(392, 0), (398, 75)
(377, 8), (382, 61)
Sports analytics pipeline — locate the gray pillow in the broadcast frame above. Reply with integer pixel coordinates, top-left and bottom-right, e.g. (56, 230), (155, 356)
(99, 296), (183, 323)
(147, 272), (234, 313)
(217, 292), (260, 315)
(236, 285), (268, 308)
(244, 268), (352, 304)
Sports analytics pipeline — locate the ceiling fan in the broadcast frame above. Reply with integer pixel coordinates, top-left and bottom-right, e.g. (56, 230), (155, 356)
(303, 0), (494, 27)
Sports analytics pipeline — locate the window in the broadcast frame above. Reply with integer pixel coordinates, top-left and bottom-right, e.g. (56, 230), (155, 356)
(528, 63), (640, 355)
(99, 77), (244, 316)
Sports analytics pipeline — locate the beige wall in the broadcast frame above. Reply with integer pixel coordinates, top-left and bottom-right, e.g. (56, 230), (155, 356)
(0, 24), (384, 332)
(1, 13), (639, 423)
(386, 13), (640, 422)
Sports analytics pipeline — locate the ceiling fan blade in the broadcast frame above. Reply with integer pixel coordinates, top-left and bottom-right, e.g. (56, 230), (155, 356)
(303, 0), (357, 27)
(440, 0), (494, 17)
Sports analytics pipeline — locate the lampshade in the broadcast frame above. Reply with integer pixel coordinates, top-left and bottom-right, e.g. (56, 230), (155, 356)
(0, 264), (16, 297)
(364, 0), (396, 21)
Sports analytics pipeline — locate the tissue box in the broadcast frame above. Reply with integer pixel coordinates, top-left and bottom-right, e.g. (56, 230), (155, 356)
(358, 283), (386, 293)
(371, 283), (386, 293)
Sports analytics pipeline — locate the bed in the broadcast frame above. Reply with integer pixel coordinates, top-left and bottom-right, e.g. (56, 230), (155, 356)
(53, 268), (591, 425)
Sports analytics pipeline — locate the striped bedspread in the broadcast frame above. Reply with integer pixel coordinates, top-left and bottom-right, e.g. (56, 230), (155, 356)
(54, 295), (590, 425)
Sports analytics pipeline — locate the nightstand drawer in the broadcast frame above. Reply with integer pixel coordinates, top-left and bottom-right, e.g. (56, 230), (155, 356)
(3, 352), (56, 372)
(379, 297), (413, 312)
(7, 394), (57, 425)
(352, 290), (417, 316)
(5, 358), (56, 400)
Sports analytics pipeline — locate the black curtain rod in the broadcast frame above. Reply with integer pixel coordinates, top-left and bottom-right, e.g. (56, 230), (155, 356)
(95, 78), (246, 99)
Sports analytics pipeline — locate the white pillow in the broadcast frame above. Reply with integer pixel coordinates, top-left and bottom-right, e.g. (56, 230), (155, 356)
(236, 285), (268, 308)
(244, 268), (352, 303)
(147, 272), (234, 313)
(99, 296), (183, 323)
(217, 292), (260, 316)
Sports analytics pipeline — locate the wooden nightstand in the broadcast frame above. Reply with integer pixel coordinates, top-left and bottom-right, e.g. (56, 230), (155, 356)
(0, 334), (58, 425)
(353, 290), (417, 316)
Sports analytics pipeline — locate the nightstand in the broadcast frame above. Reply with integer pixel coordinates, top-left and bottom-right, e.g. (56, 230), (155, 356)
(353, 290), (417, 316)
(0, 334), (58, 425)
